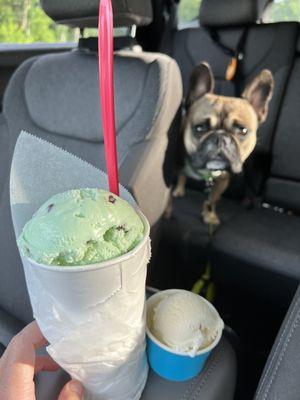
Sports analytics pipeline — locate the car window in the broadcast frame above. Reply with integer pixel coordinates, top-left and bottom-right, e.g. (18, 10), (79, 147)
(0, 1), (142, 44)
(0, 0), (77, 43)
(263, 0), (300, 23)
(178, 0), (202, 29)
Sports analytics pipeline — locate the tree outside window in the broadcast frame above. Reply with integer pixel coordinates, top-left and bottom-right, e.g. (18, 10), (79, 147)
(263, 0), (300, 23)
(0, 0), (77, 43)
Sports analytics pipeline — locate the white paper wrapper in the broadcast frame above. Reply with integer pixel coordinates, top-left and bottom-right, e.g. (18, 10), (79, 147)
(10, 132), (150, 400)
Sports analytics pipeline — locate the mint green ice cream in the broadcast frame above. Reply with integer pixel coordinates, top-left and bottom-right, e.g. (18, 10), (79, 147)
(17, 189), (145, 266)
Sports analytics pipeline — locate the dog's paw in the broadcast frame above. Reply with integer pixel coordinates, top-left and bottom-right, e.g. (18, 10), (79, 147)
(202, 201), (220, 226)
(173, 186), (186, 198)
(203, 211), (220, 226)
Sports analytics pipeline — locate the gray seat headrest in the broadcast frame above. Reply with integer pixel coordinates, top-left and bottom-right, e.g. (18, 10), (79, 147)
(200, 0), (269, 27)
(40, 0), (152, 28)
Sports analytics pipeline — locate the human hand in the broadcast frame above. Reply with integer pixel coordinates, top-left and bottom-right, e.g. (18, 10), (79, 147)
(0, 321), (84, 399)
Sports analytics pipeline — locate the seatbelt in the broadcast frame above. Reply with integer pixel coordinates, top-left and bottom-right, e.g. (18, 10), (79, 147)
(191, 175), (220, 302)
(207, 27), (249, 96)
(207, 28), (262, 206)
(191, 220), (216, 302)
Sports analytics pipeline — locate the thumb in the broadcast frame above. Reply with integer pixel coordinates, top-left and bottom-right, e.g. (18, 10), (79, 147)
(58, 380), (84, 400)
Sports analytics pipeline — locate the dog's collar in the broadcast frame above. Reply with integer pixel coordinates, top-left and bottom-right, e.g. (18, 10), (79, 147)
(184, 159), (223, 184)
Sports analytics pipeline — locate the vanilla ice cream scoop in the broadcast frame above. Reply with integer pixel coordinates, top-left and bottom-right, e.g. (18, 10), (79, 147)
(151, 291), (224, 356)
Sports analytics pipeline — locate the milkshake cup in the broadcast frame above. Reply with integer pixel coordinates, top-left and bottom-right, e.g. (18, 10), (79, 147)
(10, 132), (151, 400)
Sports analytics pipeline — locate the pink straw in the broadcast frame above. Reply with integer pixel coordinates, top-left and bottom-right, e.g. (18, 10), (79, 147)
(98, 0), (120, 196)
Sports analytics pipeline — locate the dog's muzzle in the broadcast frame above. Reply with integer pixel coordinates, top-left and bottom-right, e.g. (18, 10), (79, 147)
(189, 132), (242, 173)
(205, 156), (230, 171)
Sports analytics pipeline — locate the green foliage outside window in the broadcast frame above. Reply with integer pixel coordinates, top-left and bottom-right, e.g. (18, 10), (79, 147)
(0, 0), (77, 43)
(264, 0), (300, 23)
(178, 0), (202, 24)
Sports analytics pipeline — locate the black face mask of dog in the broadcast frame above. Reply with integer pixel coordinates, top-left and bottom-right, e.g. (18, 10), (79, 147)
(183, 63), (274, 175)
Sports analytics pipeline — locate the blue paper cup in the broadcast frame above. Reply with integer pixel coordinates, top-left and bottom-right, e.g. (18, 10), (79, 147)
(146, 289), (224, 382)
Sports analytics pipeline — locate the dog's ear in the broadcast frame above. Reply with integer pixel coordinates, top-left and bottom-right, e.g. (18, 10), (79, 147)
(242, 69), (274, 124)
(186, 62), (215, 109)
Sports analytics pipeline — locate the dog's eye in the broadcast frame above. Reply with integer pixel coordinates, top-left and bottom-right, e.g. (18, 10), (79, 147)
(193, 121), (209, 136)
(234, 124), (248, 136)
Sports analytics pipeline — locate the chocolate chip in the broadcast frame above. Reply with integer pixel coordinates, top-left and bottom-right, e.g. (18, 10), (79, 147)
(47, 203), (54, 213)
(86, 239), (93, 245)
(108, 195), (116, 204)
(116, 225), (129, 234)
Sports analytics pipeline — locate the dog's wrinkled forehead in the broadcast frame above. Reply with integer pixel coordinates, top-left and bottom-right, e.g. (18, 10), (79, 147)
(188, 93), (258, 132)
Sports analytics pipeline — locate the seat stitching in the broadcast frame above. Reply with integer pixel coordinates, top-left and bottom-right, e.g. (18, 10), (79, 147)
(261, 306), (300, 400)
(115, 52), (174, 139)
(180, 345), (223, 400)
(145, 58), (171, 140)
(191, 352), (222, 400)
(180, 351), (219, 400)
(151, 59), (169, 127)
(180, 377), (198, 400)
(256, 292), (300, 398)
(117, 60), (161, 149)
(116, 62), (152, 135)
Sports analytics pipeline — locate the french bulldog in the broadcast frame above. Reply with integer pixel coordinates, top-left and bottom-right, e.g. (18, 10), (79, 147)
(172, 62), (274, 226)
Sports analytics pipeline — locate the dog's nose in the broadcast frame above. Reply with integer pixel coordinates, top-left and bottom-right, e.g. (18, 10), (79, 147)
(210, 133), (231, 148)
(213, 135), (221, 145)
(207, 134), (221, 147)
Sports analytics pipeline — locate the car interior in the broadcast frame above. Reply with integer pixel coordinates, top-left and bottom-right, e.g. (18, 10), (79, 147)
(1, 0), (300, 399)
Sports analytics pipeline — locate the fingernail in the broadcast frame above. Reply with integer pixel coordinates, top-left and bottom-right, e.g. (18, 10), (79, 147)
(69, 381), (83, 396)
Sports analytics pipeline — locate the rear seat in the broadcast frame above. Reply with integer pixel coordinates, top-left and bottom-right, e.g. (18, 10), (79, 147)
(212, 32), (300, 295)
(160, 0), (300, 297)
